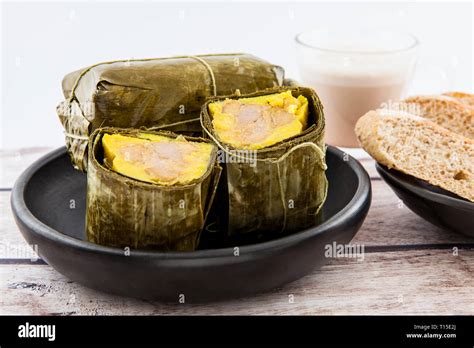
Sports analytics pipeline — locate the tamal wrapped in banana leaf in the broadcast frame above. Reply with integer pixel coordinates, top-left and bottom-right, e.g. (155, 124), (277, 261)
(201, 86), (327, 236)
(58, 53), (285, 171)
(86, 128), (221, 251)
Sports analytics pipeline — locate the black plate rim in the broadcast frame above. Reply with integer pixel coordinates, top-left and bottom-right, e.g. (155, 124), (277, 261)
(375, 163), (474, 212)
(12, 146), (371, 260)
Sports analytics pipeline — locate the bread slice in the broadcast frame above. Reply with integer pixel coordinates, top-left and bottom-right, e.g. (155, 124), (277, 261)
(355, 109), (474, 202)
(442, 91), (474, 109)
(403, 95), (474, 140)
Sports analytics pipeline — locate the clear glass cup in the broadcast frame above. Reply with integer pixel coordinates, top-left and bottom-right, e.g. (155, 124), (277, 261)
(295, 29), (419, 148)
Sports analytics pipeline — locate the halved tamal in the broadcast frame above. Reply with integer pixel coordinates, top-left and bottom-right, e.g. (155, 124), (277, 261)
(58, 53), (285, 171)
(86, 128), (221, 251)
(102, 133), (215, 185)
(201, 87), (327, 236)
(208, 90), (308, 149)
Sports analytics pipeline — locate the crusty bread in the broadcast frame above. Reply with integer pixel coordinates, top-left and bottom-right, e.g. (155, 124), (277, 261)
(355, 109), (474, 202)
(442, 91), (474, 109)
(403, 95), (474, 140)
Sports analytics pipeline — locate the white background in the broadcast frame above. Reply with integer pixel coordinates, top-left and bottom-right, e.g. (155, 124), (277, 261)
(1, 0), (473, 149)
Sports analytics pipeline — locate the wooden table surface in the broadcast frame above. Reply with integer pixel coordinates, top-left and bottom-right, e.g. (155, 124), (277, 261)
(1, 147), (473, 315)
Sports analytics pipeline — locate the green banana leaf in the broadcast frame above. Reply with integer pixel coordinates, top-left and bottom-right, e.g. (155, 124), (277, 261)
(57, 53), (285, 171)
(86, 127), (222, 251)
(200, 86), (327, 237)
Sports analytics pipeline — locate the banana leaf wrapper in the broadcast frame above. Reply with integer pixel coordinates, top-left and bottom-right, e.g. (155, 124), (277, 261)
(201, 86), (327, 236)
(58, 53), (285, 171)
(86, 127), (222, 251)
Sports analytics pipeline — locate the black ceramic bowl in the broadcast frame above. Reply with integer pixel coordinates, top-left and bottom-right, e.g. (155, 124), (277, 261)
(12, 146), (371, 302)
(376, 163), (474, 237)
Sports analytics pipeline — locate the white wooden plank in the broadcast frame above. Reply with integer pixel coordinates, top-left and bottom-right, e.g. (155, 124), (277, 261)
(1, 249), (472, 315)
(0, 147), (53, 188)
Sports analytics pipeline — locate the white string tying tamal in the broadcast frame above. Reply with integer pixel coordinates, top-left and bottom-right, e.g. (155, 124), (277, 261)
(63, 132), (89, 140)
(189, 55), (218, 97)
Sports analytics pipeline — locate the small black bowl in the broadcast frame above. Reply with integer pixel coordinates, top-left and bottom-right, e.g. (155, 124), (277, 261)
(11, 146), (371, 302)
(376, 163), (474, 237)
